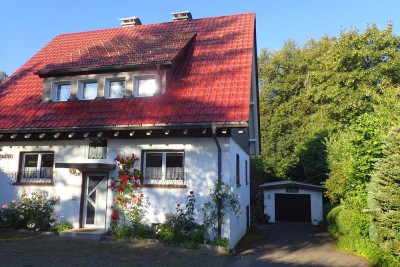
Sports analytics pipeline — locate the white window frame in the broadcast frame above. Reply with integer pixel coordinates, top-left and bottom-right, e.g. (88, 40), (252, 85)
(143, 151), (184, 181)
(104, 77), (126, 99)
(77, 79), (98, 100)
(133, 74), (159, 97)
(51, 81), (71, 102)
(20, 152), (54, 179)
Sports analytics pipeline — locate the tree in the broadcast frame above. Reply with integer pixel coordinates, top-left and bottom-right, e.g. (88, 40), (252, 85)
(368, 126), (400, 263)
(0, 71), (7, 83)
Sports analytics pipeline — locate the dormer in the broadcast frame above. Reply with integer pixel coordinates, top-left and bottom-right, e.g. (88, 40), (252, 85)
(35, 29), (197, 102)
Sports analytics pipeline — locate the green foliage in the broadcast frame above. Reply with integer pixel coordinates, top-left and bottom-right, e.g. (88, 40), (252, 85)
(156, 192), (205, 246)
(368, 126), (400, 264)
(0, 190), (59, 231)
(202, 179), (240, 240)
(113, 223), (155, 240)
(54, 221), (73, 234)
(259, 23), (400, 186)
(0, 71), (7, 83)
(210, 237), (229, 247)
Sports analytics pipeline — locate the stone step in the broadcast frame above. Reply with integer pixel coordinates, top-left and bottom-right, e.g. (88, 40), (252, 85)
(60, 228), (109, 241)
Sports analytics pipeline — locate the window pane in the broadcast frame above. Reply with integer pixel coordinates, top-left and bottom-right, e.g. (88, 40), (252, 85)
(57, 84), (71, 101)
(109, 80), (125, 98)
(24, 154), (38, 167)
(166, 153), (183, 167)
(83, 82), (97, 100)
(145, 153), (162, 180)
(88, 139), (107, 159)
(41, 154), (54, 168)
(137, 77), (156, 97)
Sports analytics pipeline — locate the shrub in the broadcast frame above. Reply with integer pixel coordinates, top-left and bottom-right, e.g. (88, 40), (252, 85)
(0, 190), (59, 231)
(156, 191), (206, 246)
(54, 221), (73, 234)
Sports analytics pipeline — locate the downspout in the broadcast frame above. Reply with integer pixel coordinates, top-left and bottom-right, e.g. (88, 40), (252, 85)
(212, 126), (222, 238)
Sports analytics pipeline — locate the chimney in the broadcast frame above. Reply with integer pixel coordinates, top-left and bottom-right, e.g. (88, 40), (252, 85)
(171, 11), (192, 21)
(119, 17), (142, 27)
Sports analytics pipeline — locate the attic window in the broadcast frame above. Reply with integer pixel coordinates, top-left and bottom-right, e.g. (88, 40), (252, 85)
(78, 80), (98, 100)
(51, 82), (71, 102)
(134, 75), (158, 97)
(105, 78), (126, 99)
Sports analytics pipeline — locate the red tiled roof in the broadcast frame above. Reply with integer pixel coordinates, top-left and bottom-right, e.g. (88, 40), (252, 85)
(0, 13), (255, 131)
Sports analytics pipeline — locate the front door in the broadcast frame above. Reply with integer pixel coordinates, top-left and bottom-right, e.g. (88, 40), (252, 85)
(83, 174), (108, 228)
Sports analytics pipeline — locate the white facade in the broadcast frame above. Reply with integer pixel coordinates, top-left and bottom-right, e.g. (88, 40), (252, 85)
(0, 136), (250, 247)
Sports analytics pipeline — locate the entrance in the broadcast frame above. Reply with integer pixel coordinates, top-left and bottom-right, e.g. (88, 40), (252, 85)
(83, 174), (108, 228)
(275, 194), (311, 222)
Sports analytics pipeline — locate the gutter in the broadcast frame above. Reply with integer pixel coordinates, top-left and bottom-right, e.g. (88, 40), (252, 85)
(212, 126), (222, 238)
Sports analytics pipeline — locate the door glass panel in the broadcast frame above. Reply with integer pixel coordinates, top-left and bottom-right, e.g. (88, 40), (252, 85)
(86, 203), (95, 224)
(86, 176), (103, 225)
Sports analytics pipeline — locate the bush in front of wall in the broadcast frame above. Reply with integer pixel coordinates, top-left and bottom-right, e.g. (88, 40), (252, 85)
(0, 189), (59, 231)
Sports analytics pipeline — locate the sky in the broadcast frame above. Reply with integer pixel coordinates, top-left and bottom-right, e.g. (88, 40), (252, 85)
(1, 0), (400, 76)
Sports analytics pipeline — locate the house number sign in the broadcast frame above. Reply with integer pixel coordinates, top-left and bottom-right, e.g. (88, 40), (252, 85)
(0, 153), (13, 160)
(286, 187), (299, 193)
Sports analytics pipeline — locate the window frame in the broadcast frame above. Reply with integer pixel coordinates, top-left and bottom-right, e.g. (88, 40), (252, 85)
(51, 81), (71, 102)
(236, 153), (241, 187)
(104, 77), (126, 99)
(142, 150), (185, 182)
(88, 139), (108, 159)
(133, 74), (159, 97)
(77, 79), (98, 100)
(245, 159), (248, 185)
(18, 151), (55, 182)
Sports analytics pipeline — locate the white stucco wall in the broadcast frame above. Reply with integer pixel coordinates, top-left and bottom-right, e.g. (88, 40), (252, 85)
(0, 136), (250, 246)
(263, 188), (323, 223)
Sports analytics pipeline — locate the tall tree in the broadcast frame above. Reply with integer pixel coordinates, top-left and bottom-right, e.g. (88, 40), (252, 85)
(368, 126), (400, 263)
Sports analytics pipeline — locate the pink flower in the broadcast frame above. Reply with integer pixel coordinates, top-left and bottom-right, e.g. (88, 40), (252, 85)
(2, 204), (9, 209)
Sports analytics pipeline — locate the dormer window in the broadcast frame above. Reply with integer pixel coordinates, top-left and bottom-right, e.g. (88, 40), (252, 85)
(105, 78), (125, 99)
(78, 80), (98, 100)
(51, 82), (71, 102)
(134, 75), (158, 97)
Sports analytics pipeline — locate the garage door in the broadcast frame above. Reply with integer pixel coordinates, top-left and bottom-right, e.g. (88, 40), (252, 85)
(275, 194), (311, 222)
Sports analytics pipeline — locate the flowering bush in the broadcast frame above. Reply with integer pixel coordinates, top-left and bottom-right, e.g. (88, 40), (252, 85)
(156, 191), (205, 246)
(110, 154), (150, 237)
(0, 189), (60, 231)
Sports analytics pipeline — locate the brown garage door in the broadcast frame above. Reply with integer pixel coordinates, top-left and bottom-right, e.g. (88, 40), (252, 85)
(275, 194), (311, 222)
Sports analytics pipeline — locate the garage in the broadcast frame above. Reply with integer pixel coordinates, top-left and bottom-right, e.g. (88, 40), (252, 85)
(260, 180), (325, 224)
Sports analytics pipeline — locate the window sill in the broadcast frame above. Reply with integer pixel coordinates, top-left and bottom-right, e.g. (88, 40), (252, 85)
(12, 182), (54, 186)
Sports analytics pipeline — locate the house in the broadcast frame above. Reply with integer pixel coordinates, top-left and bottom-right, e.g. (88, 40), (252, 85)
(0, 12), (259, 247)
(260, 181), (324, 224)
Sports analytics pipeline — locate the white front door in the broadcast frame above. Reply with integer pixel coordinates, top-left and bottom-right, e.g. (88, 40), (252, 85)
(83, 174), (108, 228)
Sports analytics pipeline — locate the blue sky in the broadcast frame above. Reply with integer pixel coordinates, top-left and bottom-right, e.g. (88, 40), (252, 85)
(1, 0), (400, 75)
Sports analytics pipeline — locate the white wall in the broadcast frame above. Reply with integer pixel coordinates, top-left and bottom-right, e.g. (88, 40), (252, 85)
(263, 188), (323, 223)
(0, 136), (250, 246)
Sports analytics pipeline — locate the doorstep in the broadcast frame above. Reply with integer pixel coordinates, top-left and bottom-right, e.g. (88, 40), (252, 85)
(59, 228), (109, 241)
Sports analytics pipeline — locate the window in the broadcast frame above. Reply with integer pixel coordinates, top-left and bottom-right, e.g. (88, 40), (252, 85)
(78, 80), (98, 100)
(88, 139), (107, 159)
(51, 82), (71, 102)
(236, 154), (240, 187)
(143, 151), (184, 183)
(20, 152), (54, 179)
(105, 79), (125, 98)
(134, 75), (158, 97)
(245, 160), (248, 185)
